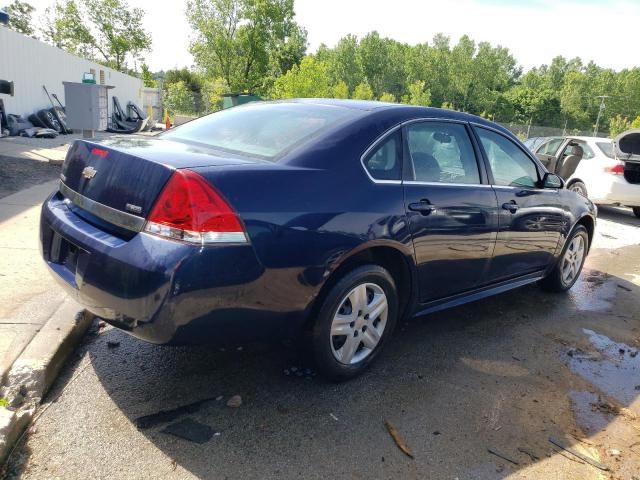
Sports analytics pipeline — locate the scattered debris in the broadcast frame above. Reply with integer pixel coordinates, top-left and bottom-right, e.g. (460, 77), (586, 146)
(617, 283), (632, 292)
(135, 397), (217, 429)
(518, 447), (539, 461)
(329, 413), (339, 421)
(215, 395), (223, 401)
(432, 430), (441, 435)
(226, 395), (242, 408)
(171, 460), (177, 471)
(512, 356), (521, 361)
(493, 425), (502, 431)
(630, 351), (638, 358)
(591, 398), (620, 416)
(607, 448), (621, 457)
(548, 437), (609, 471)
(384, 419), (414, 458)
(487, 448), (519, 465)
(106, 340), (120, 349)
(635, 385), (640, 391)
(162, 418), (215, 444)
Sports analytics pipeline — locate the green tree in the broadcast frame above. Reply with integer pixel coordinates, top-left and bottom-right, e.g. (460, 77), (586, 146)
(379, 92), (396, 103)
(42, 1), (94, 57)
(406, 80), (431, 106)
(3, 0), (36, 36)
(358, 31), (407, 98)
(272, 56), (331, 98)
(631, 115), (640, 129)
(352, 82), (374, 100)
(332, 81), (349, 99)
(202, 77), (230, 112)
(328, 34), (364, 94)
(187, 0), (306, 93)
(608, 114), (631, 138)
(140, 64), (157, 87)
(41, 0), (152, 72)
(163, 81), (196, 115)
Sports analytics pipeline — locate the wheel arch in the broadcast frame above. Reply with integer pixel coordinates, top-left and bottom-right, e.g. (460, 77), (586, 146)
(308, 242), (417, 329)
(575, 214), (595, 252)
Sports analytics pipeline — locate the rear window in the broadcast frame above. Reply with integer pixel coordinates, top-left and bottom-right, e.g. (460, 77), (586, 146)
(161, 102), (361, 160)
(596, 141), (615, 159)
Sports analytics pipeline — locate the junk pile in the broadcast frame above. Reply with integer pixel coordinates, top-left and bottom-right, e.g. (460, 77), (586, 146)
(0, 85), (72, 139)
(106, 96), (151, 134)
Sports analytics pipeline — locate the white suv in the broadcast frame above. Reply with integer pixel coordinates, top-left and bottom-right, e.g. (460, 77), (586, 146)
(525, 134), (640, 218)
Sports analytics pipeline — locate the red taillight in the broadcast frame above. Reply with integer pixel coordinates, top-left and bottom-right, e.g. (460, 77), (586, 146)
(605, 162), (624, 175)
(144, 169), (247, 244)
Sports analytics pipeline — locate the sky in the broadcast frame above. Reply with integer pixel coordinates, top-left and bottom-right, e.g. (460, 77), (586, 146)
(19, 0), (640, 73)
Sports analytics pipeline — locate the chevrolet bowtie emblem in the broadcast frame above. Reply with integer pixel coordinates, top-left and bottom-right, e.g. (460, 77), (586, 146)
(82, 166), (97, 179)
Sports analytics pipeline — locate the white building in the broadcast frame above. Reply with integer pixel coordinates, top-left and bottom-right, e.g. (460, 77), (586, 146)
(0, 26), (143, 119)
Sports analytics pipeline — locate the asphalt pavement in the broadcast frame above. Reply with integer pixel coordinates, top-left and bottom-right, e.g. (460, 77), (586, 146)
(3, 207), (640, 480)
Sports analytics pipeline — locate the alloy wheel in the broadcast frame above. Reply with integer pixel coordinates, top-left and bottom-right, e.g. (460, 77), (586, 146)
(561, 235), (585, 285)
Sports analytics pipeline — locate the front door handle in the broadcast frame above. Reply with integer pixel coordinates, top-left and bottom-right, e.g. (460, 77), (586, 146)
(502, 200), (519, 213)
(408, 199), (435, 216)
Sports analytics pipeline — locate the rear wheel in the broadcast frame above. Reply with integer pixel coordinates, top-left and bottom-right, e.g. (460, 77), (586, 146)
(568, 181), (588, 197)
(539, 225), (589, 292)
(310, 265), (398, 381)
(632, 207), (640, 218)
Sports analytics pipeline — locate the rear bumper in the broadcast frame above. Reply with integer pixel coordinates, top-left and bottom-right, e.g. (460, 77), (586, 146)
(589, 176), (640, 206)
(40, 192), (311, 345)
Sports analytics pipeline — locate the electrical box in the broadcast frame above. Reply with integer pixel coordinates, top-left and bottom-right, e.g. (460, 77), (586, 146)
(63, 82), (114, 134)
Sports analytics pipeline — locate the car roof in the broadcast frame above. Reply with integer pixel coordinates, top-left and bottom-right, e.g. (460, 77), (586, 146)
(568, 136), (612, 143)
(275, 98), (505, 129)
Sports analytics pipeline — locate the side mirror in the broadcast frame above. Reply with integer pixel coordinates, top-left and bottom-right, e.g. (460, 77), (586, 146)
(542, 172), (563, 189)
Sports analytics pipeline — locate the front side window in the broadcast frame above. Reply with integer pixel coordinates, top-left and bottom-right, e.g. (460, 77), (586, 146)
(405, 122), (480, 184)
(476, 127), (540, 188)
(363, 132), (402, 181)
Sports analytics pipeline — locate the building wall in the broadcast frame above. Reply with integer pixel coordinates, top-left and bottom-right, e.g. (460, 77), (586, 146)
(0, 26), (143, 122)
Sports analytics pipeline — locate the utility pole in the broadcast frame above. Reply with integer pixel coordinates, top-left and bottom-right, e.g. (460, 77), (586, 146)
(593, 95), (609, 137)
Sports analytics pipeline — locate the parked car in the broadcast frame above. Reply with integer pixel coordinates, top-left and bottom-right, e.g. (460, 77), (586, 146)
(524, 135), (640, 217)
(40, 100), (596, 380)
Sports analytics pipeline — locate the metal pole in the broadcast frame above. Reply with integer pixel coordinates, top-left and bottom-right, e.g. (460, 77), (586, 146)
(593, 95), (609, 137)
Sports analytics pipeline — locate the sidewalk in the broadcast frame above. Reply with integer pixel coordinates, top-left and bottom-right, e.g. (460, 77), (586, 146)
(0, 174), (91, 463)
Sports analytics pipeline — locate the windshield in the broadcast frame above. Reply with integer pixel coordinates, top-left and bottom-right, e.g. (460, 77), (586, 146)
(161, 102), (361, 160)
(596, 141), (615, 159)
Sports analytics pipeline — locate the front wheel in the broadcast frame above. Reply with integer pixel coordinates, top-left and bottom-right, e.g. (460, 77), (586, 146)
(632, 207), (640, 218)
(539, 225), (589, 292)
(310, 265), (398, 381)
(568, 181), (588, 198)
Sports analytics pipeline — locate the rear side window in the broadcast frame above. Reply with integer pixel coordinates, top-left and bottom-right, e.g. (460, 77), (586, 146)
(476, 127), (540, 188)
(161, 102), (361, 160)
(596, 141), (615, 159)
(537, 138), (563, 155)
(405, 122), (480, 184)
(363, 132), (402, 181)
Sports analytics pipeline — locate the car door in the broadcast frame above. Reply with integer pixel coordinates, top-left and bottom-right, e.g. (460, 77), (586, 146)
(534, 137), (565, 172)
(473, 126), (567, 282)
(403, 120), (498, 302)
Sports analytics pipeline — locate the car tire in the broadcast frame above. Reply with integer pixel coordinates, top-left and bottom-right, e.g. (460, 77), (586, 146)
(310, 265), (398, 381)
(568, 181), (588, 198)
(539, 225), (589, 293)
(632, 207), (640, 218)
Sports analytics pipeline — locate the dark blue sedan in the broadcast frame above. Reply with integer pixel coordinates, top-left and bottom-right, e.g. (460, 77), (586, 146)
(40, 99), (596, 379)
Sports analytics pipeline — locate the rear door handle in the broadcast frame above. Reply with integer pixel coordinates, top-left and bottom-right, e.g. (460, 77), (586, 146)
(408, 199), (435, 216)
(502, 200), (519, 213)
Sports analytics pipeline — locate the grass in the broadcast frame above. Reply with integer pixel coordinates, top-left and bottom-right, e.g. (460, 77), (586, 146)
(0, 397), (9, 408)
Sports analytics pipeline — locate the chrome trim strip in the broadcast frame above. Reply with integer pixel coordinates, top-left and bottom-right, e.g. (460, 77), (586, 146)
(359, 117), (469, 185)
(59, 181), (146, 232)
(404, 180), (493, 188)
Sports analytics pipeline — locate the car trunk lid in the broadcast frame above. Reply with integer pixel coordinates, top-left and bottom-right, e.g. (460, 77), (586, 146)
(60, 136), (259, 221)
(614, 129), (640, 184)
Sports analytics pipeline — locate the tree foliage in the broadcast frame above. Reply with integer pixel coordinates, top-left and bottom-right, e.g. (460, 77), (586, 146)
(3, 0), (36, 36)
(186, 0), (307, 93)
(273, 56), (331, 98)
(163, 81), (196, 115)
(42, 0), (151, 72)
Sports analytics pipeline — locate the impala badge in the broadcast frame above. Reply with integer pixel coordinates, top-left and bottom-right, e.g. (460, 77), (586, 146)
(82, 166), (97, 179)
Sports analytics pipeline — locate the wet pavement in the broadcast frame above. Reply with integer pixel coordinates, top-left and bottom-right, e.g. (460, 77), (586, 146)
(3, 206), (640, 480)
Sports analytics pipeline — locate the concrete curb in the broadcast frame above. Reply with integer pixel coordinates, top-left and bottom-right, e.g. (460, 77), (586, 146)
(0, 299), (91, 464)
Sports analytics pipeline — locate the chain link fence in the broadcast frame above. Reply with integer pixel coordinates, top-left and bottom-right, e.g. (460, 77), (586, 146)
(498, 122), (607, 141)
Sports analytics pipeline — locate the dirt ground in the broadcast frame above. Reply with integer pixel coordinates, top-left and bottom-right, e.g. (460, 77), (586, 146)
(0, 156), (60, 199)
(2, 206), (640, 480)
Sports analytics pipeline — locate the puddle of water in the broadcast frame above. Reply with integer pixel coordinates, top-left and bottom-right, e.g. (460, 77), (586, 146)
(569, 390), (610, 435)
(568, 329), (640, 412)
(568, 271), (617, 312)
